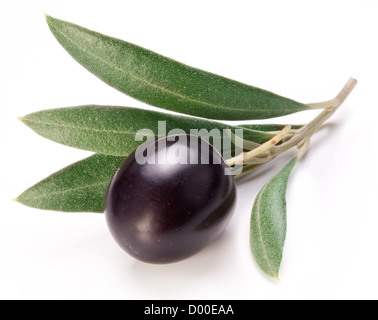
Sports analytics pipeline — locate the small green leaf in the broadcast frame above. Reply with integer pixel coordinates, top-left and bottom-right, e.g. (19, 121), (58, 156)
(16, 154), (125, 213)
(19, 105), (274, 156)
(46, 15), (310, 120)
(250, 158), (297, 279)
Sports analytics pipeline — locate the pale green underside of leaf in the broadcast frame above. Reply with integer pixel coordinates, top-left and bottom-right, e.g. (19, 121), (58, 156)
(250, 158), (297, 279)
(20, 105), (274, 156)
(16, 154), (125, 212)
(45, 15), (309, 120)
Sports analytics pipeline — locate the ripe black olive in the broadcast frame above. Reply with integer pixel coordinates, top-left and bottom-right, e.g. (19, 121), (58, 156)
(105, 135), (236, 264)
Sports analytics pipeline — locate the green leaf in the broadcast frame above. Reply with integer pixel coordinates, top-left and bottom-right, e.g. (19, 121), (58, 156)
(250, 158), (297, 279)
(19, 105), (274, 156)
(15, 154), (124, 213)
(46, 15), (310, 120)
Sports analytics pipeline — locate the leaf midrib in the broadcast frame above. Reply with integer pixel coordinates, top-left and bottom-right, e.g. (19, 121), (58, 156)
(22, 118), (154, 136)
(18, 180), (110, 202)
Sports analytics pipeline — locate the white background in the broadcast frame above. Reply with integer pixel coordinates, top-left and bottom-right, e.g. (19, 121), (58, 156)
(1, 0), (377, 300)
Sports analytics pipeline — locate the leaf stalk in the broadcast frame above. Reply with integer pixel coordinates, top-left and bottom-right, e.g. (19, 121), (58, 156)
(230, 78), (357, 175)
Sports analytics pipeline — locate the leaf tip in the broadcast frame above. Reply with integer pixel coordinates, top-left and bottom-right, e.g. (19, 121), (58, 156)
(12, 197), (19, 203)
(44, 13), (55, 26)
(17, 116), (25, 122)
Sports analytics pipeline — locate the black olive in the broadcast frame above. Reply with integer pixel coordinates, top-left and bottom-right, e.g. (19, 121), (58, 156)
(105, 135), (236, 263)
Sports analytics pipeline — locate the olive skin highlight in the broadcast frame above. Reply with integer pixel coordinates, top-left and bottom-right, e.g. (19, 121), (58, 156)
(105, 135), (236, 264)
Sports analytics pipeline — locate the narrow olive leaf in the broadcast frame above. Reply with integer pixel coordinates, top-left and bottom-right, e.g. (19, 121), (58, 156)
(15, 154), (124, 213)
(45, 15), (309, 121)
(19, 105), (274, 156)
(250, 158), (297, 279)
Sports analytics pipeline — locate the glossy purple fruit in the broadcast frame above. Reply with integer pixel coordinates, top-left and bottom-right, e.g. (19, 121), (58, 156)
(105, 135), (236, 264)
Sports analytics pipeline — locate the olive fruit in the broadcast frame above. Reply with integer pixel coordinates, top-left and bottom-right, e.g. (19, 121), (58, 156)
(105, 135), (236, 264)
